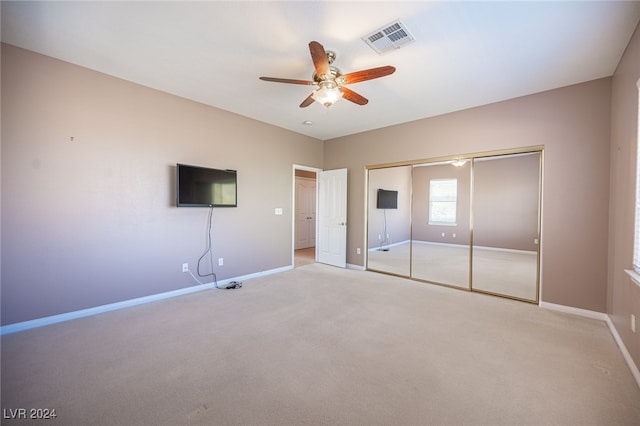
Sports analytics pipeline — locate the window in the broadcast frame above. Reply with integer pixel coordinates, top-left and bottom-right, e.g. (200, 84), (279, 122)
(429, 178), (457, 225)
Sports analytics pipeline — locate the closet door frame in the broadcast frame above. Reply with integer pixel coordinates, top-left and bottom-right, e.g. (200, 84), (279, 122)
(470, 151), (543, 303)
(365, 146), (543, 304)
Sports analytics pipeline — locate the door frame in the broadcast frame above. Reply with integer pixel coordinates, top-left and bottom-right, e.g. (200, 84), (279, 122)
(292, 164), (322, 267)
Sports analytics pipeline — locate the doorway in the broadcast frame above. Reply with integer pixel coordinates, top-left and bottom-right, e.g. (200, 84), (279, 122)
(292, 165), (349, 269)
(293, 166), (319, 268)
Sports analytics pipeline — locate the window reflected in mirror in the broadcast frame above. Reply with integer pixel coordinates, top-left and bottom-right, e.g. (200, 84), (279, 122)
(412, 161), (471, 288)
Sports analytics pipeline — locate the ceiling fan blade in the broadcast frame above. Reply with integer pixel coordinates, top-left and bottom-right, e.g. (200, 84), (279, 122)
(259, 76), (315, 85)
(309, 41), (330, 77)
(342, 66), (396, 85)
(299, 94), (314, 108)
(341, 87), (368, 105)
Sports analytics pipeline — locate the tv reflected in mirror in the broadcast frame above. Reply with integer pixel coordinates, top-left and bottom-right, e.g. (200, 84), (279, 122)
(377, 189), (398, 209)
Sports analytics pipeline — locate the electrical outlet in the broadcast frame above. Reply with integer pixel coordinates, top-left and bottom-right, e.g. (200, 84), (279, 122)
(453, 233), (456, 238)
(218, 258), (224, 266)
(378, 235), (382, 240)
(182, 263), (188, 273)
(632, 314), (636, 333)
(442, 232), (445, 237)
(357, 248), (361, 255)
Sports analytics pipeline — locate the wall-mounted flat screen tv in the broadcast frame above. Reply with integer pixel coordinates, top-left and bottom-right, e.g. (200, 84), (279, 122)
(177, 163), (237, 207)
(377, 189), (398, 209)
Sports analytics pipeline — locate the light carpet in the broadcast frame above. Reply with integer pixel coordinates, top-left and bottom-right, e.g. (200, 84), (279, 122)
(1, 263), (639, 425)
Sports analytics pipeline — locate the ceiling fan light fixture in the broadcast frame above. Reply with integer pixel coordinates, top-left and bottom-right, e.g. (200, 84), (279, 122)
(259, 40), (395, 108)
(311, 81), (343, 107)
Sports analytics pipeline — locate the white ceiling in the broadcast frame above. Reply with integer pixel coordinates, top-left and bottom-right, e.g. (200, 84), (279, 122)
(2, 1), (640, 140)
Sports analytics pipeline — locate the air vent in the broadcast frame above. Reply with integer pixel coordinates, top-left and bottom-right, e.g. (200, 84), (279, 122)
(362, 20), (415, 55)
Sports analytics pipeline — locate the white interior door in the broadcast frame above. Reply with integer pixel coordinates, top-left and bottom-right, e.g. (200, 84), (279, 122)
(295, 177), (316, 249)
(317, 168), (348, 268)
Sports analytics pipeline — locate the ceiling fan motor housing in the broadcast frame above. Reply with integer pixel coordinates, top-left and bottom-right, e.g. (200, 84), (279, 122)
(313, 65), (342, 84)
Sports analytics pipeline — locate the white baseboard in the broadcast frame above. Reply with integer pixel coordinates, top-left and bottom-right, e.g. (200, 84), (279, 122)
(605, 315), (640, 389)
(539, 301), (608, 321)
(412, 240), (469, 249)
(347, 263), (366, 271)
(368, 240), (410, 252)
(0, 265), (293, 336)
(540, 301), (640, 389)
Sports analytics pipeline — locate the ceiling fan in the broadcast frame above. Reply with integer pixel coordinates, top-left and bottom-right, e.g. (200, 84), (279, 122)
(259, 41), (396, 108)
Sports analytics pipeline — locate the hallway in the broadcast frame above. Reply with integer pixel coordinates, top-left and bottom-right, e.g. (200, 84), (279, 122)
(294, 247), (315, 268)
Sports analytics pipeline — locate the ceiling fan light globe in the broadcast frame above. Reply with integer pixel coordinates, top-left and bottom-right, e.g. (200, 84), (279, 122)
(312, 84), (343, 107)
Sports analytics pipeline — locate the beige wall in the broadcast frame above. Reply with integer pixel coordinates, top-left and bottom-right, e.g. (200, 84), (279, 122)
(1, 44), (323, 325)
(325, 78), (612, 313)
(609, 24), (640, 373)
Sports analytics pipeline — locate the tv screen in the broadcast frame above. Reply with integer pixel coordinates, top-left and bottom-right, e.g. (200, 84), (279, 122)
(177, 163), (237, 207)
(377, 189), (398, 209)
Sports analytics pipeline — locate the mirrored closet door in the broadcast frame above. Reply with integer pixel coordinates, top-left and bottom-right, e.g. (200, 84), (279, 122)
(471, 152), (541, 301)
(367, 166), (412, 277)
(411, 160), (471, 289)
(366, 149), (542, 303)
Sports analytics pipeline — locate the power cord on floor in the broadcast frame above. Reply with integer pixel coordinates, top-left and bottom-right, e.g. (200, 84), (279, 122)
(224, 281), (242, 290)
(186, 270), (242, 290)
